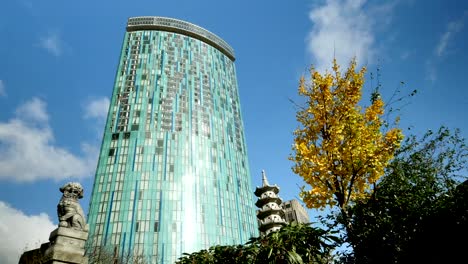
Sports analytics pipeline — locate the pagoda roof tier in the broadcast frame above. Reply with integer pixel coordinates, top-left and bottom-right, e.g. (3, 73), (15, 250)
(255, 197), (282, 208)
(257, 208), (285, 219)
(254, 185), (280, 196)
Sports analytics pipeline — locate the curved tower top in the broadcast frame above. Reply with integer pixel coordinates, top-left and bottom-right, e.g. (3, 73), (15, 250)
(127, 16), (235, 61)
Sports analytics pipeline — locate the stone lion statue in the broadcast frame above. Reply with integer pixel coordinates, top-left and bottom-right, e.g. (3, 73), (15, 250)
(57, 182), (88, 231)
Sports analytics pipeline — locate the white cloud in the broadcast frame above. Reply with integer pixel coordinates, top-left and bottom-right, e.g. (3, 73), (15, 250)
(426, 60), (437, 82)
(15, 97), (48, 123)
(0, 98), (96, 182)
(39, 32), (62, 57)
(0, 201), (55, 264)
(435, 13), (466, 57)
(83, 97), (110, 120)
(400, 51), (410, 60)
(428, 12), (467, 81)
(0, 80), (5, 97)
(307, 0), (375, 71)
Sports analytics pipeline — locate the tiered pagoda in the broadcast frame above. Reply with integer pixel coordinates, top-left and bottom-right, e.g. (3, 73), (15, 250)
(254, 170), (286, 236)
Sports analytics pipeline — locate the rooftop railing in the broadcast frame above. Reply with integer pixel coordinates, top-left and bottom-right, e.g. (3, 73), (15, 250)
(127, 16), (235, 61)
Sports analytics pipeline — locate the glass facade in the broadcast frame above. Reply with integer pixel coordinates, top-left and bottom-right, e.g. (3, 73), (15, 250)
(87, 17), (258, 263)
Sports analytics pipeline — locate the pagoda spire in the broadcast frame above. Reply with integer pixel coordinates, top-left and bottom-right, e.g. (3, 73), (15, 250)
(261, 169), (269, 187)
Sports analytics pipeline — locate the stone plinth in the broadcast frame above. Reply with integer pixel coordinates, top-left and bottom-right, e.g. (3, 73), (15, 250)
(42, 227), (88, 264)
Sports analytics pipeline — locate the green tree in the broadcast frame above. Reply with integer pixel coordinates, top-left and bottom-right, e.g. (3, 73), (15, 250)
(340, 127), (467, 263)
(176, 223), (338, 264)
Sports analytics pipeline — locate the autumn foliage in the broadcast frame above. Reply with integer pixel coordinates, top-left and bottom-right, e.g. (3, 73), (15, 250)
(291, 59), (403, 210)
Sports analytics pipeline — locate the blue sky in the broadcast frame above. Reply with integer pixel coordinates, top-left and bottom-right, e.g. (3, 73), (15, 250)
(1, 0), (467, 262)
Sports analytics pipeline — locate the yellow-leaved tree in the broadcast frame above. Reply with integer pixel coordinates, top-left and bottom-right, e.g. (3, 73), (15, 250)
(291, 59), (403, 219)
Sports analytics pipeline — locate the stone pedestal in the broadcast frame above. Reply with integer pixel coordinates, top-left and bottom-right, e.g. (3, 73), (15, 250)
(42, 227), (88, 264)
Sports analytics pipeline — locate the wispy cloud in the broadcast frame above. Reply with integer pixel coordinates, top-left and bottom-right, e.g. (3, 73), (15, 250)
(83, 97), (110, 121)
(426, 60), (437, 82)
(400, 51), (410, 60)
(0, 98), (96, 182)
(83, 97), (110, 138)
(0, 80), (5, 97)
(38, 32), (63, 57)
(427, 12), (467, 81)
(436, 14), (466, 57)
(19, 0), (33, 10)
(307, 0), (372, 71)
(15, 97), (48, 123)
(0, 201), (55, 264)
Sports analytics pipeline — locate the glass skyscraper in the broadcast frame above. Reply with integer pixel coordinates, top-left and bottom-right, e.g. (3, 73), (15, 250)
(87, 17), (258, 263)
